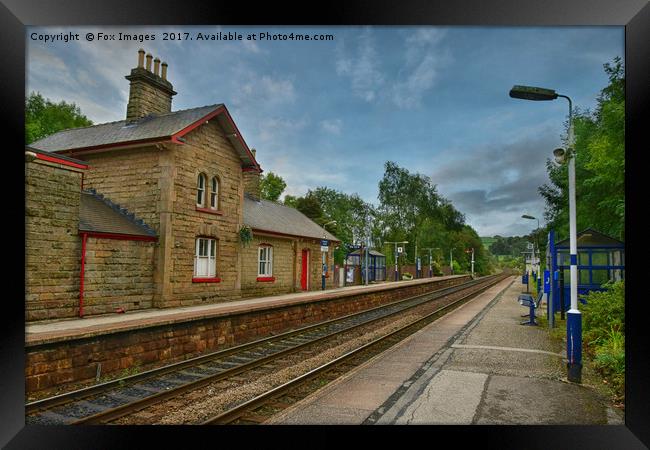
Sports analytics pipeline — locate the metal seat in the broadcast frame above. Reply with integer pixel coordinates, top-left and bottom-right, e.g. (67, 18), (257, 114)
(518, 291), (544, 326)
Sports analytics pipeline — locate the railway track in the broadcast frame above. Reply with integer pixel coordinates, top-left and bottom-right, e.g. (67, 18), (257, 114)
(26, 273), (508, 425)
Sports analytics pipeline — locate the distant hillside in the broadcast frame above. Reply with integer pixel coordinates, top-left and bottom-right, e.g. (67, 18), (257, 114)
(480, 237), (496, 250)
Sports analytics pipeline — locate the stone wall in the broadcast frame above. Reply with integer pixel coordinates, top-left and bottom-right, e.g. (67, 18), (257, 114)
(25, 158), (83, 321)
(82, 237), (156, 315)
(80, 146), (162, 233)
(167, 120), (244, 307)
(242, 170), (260, 199)
(125, 67), (175, 121)
(25, 275), (472, 394)
(240, 235), (296, 297)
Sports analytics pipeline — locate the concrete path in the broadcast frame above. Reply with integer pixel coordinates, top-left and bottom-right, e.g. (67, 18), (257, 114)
(269, 276), (624, 425)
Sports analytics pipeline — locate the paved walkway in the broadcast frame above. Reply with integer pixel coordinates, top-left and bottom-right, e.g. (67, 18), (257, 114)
(25, 275), (464, 345)
(269, 276), (624, 425)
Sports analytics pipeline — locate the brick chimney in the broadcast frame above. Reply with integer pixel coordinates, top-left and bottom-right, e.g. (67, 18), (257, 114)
(243, 148), (261, 200)
(125, 49), (177, 121)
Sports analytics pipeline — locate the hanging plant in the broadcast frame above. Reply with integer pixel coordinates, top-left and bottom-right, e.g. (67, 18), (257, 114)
(239, 225), (253, 246)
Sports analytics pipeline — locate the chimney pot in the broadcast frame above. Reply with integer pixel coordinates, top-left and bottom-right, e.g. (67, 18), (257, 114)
(145, 53), (153, 71)
(161, 61), (168, 80)
(251, 148), (257, 158)
(137, 49), (145, 68)
(153, 57), (160, 76)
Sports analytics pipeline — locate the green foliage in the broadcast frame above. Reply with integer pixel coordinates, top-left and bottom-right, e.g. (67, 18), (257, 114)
(239, 225), (253, 246)
(581, 281), (625, 345)
(294, 192), (324, 222)
(581, 280), (625, 401)
(259, 172), (287, 202)
(539, 57), (625, 241)
(26, 92), (93, 144)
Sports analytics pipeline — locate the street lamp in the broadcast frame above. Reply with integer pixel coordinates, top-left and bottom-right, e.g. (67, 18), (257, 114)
(522, 214), (540, 276)
(422, 247), (440, 278)
(510, 84), (581, 383)
(321, 220), (337, 290)
(385, 241), (408, 281)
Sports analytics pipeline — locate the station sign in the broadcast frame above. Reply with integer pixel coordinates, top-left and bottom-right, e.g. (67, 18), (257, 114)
(321, 239), (329, 246)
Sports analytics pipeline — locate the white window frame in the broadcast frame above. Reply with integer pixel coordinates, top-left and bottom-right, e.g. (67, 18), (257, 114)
(194, 237), (217, 278)
(210, 176), (219, 210)
(197, 173), (206, 207)
(258, 245), (273, 277)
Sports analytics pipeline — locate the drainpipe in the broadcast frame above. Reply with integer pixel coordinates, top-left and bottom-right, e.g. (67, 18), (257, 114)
(79, 232), (88, 318)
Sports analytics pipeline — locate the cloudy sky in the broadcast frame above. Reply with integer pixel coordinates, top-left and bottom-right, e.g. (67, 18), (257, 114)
(26, 26), (623, 236)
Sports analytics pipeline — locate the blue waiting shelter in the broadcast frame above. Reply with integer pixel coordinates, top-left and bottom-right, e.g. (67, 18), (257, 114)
(547, 228), (624, 312)
(345, 249), (386, 283)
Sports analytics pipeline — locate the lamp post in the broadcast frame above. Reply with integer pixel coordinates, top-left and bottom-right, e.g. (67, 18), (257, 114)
(522, 214), (540, 276)
(385, 241), (408, 281)
(422, 247), (440, 278)
(510, 84), (581, 383)
(450, 248), (454, 275)
(321, 220), (337, 290)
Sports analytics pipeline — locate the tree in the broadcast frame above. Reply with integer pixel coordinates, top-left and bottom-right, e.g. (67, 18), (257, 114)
(539, 57), (625, 241)
(26, 92), (93, 144)
(259, 172), (287, 202)
(376, 161), (466, 266)
(294, 192), (324, 222)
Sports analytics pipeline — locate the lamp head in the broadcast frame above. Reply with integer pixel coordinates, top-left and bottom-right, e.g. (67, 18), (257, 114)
(553, 147), (566, 163)
(509, 85), (558, 101)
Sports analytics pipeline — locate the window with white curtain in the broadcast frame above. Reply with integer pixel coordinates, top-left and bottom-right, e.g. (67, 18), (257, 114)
(194, 237), (216, 277)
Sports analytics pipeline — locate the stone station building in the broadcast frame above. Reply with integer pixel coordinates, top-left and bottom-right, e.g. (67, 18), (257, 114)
(25, 49), (339, 322)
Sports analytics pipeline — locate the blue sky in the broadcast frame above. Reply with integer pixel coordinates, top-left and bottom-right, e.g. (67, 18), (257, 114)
(26, 26), (623, 236)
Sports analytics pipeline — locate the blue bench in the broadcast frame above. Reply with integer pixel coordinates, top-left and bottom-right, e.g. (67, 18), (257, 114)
(517, 291), (544, 326)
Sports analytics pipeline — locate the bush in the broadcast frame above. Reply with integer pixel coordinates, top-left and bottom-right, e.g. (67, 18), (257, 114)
(581, 281), (624, 346)
(581, 281), (625, 402)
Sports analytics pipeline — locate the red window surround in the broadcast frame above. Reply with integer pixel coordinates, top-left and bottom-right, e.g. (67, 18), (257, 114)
(196, 206), (224, 215)
(192, 277), (222, 283)
(256, 276), (276, 282)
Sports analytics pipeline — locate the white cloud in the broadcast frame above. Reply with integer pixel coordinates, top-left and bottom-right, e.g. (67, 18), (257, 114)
(336, 28), (384, 102)
(320, 119), (342, 135)
(391, 29), (450, 109)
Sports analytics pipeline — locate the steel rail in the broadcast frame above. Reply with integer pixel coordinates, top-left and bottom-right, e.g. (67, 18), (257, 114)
(26, 273), (504, 424)
(202, 274), (510, 424)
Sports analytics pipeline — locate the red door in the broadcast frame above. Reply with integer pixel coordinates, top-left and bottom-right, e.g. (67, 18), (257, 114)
(301, 249), (310, 290)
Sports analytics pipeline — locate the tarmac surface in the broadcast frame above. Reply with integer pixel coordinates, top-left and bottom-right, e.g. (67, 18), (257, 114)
(269, 276), (624, 425)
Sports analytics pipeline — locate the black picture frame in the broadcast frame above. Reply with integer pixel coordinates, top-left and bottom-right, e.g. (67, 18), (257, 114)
(2, 0), (647, 448)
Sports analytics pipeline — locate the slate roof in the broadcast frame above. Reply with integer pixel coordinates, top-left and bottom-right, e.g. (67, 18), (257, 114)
(348, 249), (385, 257)
(243, 195), (339, 242)
(30, 104), (223, 153)
(555, 228), (624, 247)
(79, 190), (157, 237)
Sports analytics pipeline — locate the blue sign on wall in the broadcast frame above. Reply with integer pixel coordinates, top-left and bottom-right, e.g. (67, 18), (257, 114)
(321, 239), (329, 246)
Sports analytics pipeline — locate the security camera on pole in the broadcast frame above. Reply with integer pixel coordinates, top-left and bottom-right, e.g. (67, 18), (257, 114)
(509, 84), (582, 383)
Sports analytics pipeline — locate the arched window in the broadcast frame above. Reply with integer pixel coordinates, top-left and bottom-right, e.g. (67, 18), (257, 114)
(210, 176), (219, 209)
(197, 173), (206, 206)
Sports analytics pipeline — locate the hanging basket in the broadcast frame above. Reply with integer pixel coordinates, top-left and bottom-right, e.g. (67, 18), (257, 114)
(239, 225), (253, 246)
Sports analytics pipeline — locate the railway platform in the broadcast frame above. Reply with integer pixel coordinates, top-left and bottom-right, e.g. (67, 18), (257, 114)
(25, 275), (464, 345)
(25, 274), (471, 395)
(269, 276), (624, 425)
